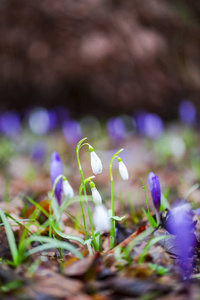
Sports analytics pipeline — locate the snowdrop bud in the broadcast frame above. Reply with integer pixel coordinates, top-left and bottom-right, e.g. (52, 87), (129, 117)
(89, 146), (103, 175)
(118, 157), (129, 180)
(63, 180), (74, 199)
(90, 181), (102, 204)
(93, 204), (111, 232)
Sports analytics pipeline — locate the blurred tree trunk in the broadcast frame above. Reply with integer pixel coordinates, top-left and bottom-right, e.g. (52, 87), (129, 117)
(0, 0), (200, 119)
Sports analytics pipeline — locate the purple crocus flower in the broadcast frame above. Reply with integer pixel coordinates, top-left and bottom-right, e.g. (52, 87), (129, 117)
(194, 207), (200, 216)
(165, 201), (195, 235)
(106, 117), (126, 142)
(165, 202), (196, 278)
(50, 152), (63, 205)
(136, 111), (163, 139)
(62, 119), (82, 146)
(179, 100), (196, 125)
(148, 172), (161, 211)
(0, 111), (21, 138)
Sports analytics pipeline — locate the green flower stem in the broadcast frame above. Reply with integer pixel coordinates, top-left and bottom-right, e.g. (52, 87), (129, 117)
(76, 138), (98, 250)
(109, 148), (124, 250)
(49, 174), (65, 238)
(78, 185), (88, 239)
(78, 176), (95, 240)
(140, 178), (150, 216)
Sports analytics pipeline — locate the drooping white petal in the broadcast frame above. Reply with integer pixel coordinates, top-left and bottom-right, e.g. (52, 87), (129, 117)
(118, 160), (129, 180)
(63, 180), (74, 199)
(92, 204), (111, 232)
(90, 151), (103, 175)
(91, 187), (102, 204)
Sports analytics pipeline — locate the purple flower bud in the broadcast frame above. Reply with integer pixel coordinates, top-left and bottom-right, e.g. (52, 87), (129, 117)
(50, 152), (63, 205)
(179, 100), (196, 125)
(148, 172), (161, 211)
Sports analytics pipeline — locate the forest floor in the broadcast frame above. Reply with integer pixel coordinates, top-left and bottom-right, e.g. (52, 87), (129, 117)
(0, 121), (200, 300)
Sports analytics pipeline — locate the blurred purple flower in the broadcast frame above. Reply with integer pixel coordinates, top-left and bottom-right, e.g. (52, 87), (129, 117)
(179, 100), (196, 125)
(62, 119), (82, 146)
(148, 172), (161, 211)
(165, 201), (195, 235)
(106, 117), (126, 141)
(0, 111), (21, 138)
(30, 142), (46, 164)
(194, 207), (200, 216)
(48, 109), (58, 130)
(50, 152), (63, 205)
(165, 202), (196, 278)
(136, 111), (163, 139)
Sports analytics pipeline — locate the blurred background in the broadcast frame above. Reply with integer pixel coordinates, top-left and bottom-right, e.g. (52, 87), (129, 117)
(0, 0), (200, 119)
(0, 0), (200, 221)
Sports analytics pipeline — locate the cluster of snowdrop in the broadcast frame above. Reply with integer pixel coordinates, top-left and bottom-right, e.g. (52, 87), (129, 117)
(50, 137), (129, 250)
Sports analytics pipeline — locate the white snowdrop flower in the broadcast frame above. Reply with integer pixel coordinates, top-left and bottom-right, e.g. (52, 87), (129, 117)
(89, 146), (103, 175)
(118, 157), (129, 180)
(90, 181), (102, 204)
(63, 180), (74, 199)
(93, 204), (111, 232)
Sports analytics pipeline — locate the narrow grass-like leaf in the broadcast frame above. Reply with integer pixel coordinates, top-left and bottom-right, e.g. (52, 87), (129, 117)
(110, 216), (125, 221)
(141, 179), (157, 228)
(26, 197), (49, 218)
(24, 236), (83, 259)
(160, 193), (170, 210)
(148, 263), (169, 275)
(184, 183), (199, 201)
(4, 213), (34, 236)
(138, 235), (174, 263)
(84, 238), (93, 256)
(127, 227), (152, 255)
(52, 223), (85, 245)
(65, 195), (93, 209)
(0, 209), (19, 266)
(142, 208), (157, 228)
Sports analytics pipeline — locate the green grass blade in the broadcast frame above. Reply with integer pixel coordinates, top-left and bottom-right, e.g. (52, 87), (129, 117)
(142, 208), (157, 228)
(26, 197), (50, 218)
(24, 236), (83, 259)
(127, 227), (152, 255)
(0, 209), (19, 266)
(52, 222), (85, 245)
(138, 234), (174, 263)
(4, 213), (34, 236)
(160, 193), (170, 210)
(184, 183), (199, 200)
